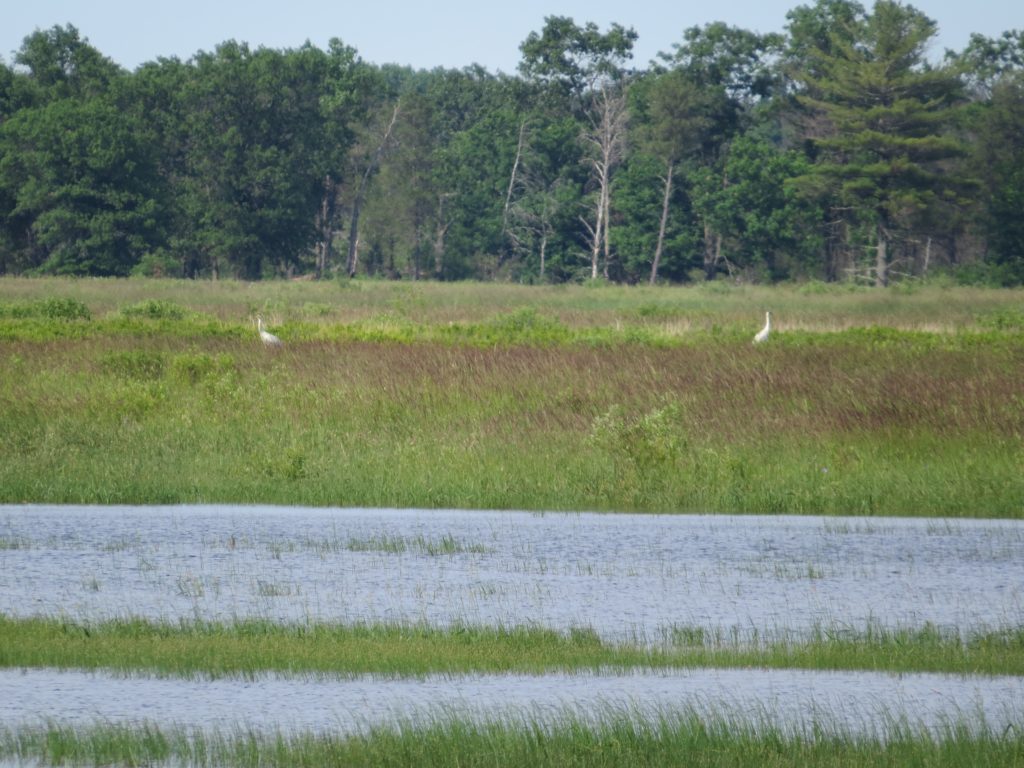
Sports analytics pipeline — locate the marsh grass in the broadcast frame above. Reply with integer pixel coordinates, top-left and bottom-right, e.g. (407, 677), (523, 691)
(0, 278), (1022, 515)
(344, 533), (490, 555)
(2, 275), (1022, 330)
(1, 617), (1021, 678)
(1, 713), (1021, 768)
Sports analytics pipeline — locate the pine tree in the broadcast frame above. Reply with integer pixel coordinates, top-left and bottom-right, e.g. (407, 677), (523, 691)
(791, 0), (968, 285)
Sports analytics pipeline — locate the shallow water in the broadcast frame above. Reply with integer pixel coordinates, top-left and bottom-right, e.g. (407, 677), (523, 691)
(1, 505), (1022, 641)
(1, 666), (1021, 738)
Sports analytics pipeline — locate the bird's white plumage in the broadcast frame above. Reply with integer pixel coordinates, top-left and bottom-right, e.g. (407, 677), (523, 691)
(753, 311), (771, 343)
(257, 316), (282, 346)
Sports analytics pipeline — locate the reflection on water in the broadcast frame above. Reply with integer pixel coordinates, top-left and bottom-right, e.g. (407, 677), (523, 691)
(2, 666), (1022, 738)
(1, 505), (1021, 641)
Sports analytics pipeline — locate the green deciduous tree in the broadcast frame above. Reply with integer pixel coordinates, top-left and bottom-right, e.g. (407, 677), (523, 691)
(661, 23), (783, 280)
(628, 69), (713, 283)
(172, 42), (338, 278)
(12, 24), (123, 104)
(0, 98), (162, 275)
(0, 27), (162, 275)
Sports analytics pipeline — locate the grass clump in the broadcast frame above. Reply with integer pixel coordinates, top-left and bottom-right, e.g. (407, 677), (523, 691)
(345, 533), (490, 556)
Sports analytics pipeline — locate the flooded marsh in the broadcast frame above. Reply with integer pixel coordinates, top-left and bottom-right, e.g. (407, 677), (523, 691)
(1, 504), (1022, 751)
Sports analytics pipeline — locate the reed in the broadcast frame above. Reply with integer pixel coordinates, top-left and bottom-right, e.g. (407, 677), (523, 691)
(2, 616), (1022, 677)
(1, 714), (1020, 767)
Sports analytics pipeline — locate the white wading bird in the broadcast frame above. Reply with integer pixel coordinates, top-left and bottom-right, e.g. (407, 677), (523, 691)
(753, 311), (771, 344)
(257, 315), (283, 346)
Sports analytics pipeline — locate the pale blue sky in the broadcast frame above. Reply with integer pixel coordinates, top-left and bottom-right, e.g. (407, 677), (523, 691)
(3, 0), (1021, 73)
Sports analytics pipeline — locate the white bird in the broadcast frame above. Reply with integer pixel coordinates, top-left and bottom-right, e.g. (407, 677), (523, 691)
(257, 315), (283, 346)
(753, 311), (771, 343)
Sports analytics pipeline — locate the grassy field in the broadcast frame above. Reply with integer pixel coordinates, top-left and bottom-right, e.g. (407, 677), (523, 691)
(1, 277), (1022, 516)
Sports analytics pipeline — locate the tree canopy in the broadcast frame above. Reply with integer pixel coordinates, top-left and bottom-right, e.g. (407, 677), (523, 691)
(0, 5), (1021, 284)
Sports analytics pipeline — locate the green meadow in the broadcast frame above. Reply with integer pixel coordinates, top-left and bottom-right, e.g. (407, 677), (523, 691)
(1, 277), (1022, 516)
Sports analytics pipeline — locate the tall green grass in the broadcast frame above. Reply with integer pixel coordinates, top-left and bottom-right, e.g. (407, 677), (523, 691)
(2, 616), (1022, 677)
(2, 714), (1021, 768)
(1, 278), (1022, 515)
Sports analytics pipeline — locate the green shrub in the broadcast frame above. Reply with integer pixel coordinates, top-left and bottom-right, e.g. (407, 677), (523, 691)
(37, 297), (92, 320)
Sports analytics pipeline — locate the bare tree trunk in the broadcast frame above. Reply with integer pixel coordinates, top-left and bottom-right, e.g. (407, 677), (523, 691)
(502, 120), (528, 237)
(601, 180), (612, 279)
(650, 160), (674, 285)
(591, 187), (605, 280)
(702, 221), (717, 280)
(539, 231), (547, 280)
(347, 102), (400, 277)
(875, 223), (889, 287)
(345, 209), (361, 277)
(433, 193), (452, 279)
(316, 173), (337, 279)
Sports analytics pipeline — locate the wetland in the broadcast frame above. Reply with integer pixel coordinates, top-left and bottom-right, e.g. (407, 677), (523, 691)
(1, 279), (1022, 765)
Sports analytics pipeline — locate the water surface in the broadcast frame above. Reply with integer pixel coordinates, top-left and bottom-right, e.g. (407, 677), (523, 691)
(2, 666), (1021, 738)
(1, 505), (1021, 641)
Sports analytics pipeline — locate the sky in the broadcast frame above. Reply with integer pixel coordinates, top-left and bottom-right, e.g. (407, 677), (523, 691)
(2, 0), (1021, 74)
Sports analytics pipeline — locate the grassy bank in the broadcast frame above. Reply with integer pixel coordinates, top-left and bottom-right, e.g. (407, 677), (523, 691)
(1, 278), (1022, 515)
(2, 617), (1022, 677)
(2, 716), (1021, 768)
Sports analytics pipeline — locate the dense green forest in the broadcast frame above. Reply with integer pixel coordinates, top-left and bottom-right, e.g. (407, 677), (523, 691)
(1, 1), (1022, 285)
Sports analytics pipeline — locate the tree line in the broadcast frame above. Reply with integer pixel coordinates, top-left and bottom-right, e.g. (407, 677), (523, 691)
(1, 0), (1022, 285)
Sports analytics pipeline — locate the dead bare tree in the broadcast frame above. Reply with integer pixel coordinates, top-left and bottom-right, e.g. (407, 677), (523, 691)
(650, 160), (674, 284)
(581, 85), (629, 279)
(502, 119), (529, 239)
